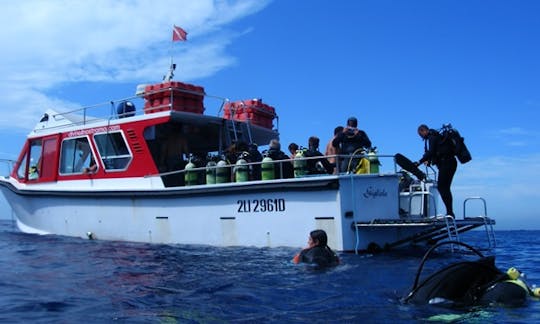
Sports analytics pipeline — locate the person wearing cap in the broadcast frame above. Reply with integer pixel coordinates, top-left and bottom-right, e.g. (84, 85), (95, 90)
(332, 117), (372, 173)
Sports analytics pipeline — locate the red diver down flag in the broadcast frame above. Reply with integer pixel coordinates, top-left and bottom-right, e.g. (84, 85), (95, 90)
(172, 25), (187, 42)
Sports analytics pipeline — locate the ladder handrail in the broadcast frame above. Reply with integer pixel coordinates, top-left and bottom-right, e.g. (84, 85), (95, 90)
(443, 215), (460, 252)
(463, 196), (487, 219)
(463, 196), (496, 250)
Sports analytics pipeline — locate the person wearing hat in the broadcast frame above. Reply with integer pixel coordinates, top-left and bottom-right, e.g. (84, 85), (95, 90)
(332, 117), (372, 173)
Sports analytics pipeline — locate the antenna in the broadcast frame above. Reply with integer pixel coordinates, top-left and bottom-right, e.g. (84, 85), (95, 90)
(163, 63), (176, 82)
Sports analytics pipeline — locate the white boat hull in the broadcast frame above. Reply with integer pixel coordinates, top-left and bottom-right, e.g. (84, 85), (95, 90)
(0, 174), (429, 251)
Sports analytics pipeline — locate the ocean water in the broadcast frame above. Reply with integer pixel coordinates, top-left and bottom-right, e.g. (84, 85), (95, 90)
(1, 219), (540, 323)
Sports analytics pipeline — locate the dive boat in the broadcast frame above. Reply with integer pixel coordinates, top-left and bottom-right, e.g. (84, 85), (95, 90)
(0, 74), (496, 252)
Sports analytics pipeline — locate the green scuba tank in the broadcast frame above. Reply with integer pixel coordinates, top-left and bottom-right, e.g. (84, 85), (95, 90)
(234, 156), (249, 182)
(293, 149), (307, 177)
(367, 150), (380, 174)
(205, 161), (217, 185)
(261, 156), (274, 180)
(184, 160), (198, 186)
(215, 160), (230, 184)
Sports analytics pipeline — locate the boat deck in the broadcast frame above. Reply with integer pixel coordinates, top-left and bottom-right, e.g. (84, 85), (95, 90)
(353, 215), (496, 253)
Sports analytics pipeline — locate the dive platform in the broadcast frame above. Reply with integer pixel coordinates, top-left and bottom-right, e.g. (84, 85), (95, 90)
(352, 197), (496, 253)
(353, 216), (496, 253)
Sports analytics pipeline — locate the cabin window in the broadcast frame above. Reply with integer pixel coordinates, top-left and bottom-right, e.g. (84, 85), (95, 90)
(16, 140), (43, 180)
(26, 140), (43, 180)
(93, 131), (132, 171)
(16, 154), (27, 180)
(59, 137), (96, 175)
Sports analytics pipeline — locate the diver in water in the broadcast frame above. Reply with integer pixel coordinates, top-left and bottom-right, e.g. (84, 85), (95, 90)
(293, 229), (340, 267)
(403, 241), (540, 308)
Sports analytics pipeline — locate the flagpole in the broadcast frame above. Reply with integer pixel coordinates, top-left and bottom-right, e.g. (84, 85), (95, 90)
(165, 25), (186, 82)
(164, 25), (175, 82)
(170, 24), (174, 68)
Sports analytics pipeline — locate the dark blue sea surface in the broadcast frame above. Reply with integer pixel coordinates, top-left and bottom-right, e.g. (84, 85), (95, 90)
(1, 219), (540, 323)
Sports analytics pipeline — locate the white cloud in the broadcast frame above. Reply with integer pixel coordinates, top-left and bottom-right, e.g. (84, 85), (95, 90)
(452, 154), (540, 228)
(0, 0), (270, 129)
(483, 127), (540, 150)
(497, 127), (533, 136)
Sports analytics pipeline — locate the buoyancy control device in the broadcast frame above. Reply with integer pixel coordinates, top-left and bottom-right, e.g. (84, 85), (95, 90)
(439, 124), (472, 164)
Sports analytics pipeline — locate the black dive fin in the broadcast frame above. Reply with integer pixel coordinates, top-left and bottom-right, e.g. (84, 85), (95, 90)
(395, 153), (426, 181)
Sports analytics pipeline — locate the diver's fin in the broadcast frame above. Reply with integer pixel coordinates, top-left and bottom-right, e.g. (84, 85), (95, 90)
(395, 153), (426, 181)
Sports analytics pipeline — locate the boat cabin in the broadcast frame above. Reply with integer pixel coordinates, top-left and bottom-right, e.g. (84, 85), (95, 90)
(12, 82), (278, 188)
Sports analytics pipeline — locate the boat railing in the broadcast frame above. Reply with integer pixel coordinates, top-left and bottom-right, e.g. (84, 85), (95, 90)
(148, 153), (401, 186)
(32, 85), (238, 132)
(0, 159), (15, 178)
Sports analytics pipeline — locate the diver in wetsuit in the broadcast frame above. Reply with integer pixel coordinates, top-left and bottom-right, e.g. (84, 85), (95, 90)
(304, 136), (333, 175)
(416, 124), (457, 217)
(293, 229), (339, 267)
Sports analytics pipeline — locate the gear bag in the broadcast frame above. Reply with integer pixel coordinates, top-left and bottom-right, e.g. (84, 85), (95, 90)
(440, 124), (472, 164)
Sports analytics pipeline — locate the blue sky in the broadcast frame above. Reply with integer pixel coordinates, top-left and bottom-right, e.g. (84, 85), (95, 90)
(0, 0), (539, 229)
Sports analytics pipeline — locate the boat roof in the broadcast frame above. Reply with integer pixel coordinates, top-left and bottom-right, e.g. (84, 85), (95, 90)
(28, 86), (279, 153)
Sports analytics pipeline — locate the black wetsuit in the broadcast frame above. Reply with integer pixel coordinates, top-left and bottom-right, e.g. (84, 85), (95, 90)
(419, 129), (457, 217)
(332, 128), (371, 173)
(304, 148), (333, 175)
(297, 245), (339, 267)
(248, 145), (263, 180)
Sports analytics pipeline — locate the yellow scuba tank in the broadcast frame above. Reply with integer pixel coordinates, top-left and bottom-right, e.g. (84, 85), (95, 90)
(355, 158), (370, 174)
(234, 155), (249, 182)
(506, 267), (538, 296)
(184, 160), (198, 186)
(367, 149), (380, 174)
(205, 161), (217, 185)
(261, 156), (274, 180)
(507, 267), (520, 280)
(293, 149), (307, 177)
(216, 160), (230, 184)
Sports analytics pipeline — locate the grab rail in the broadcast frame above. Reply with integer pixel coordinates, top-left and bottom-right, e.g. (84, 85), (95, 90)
(0, 159), (15, 178)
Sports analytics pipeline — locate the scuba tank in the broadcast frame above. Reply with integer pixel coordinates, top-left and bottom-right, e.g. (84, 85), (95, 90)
(293, 148), (307, 177)
(367, 148), (380, 174)
(215, 159), (230, 184)
(261, 156), (274, 181)
(505, 267), (540, 297)
(479, 266), (539, 306)
(355, 158), (370, 174)
(205, 160), (217, 185)
(184, 159), (198, 186)
(234, 153), (249, 182)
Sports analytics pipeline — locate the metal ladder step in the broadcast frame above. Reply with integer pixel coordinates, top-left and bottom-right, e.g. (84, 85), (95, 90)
(225, 121), (252, 145)
(443, 215), (461, 252)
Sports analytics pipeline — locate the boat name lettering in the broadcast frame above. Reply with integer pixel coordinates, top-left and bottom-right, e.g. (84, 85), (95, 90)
(363, 186), (388, 199)
(237, 198), (286, 213)
(67, 125), (121, 137)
